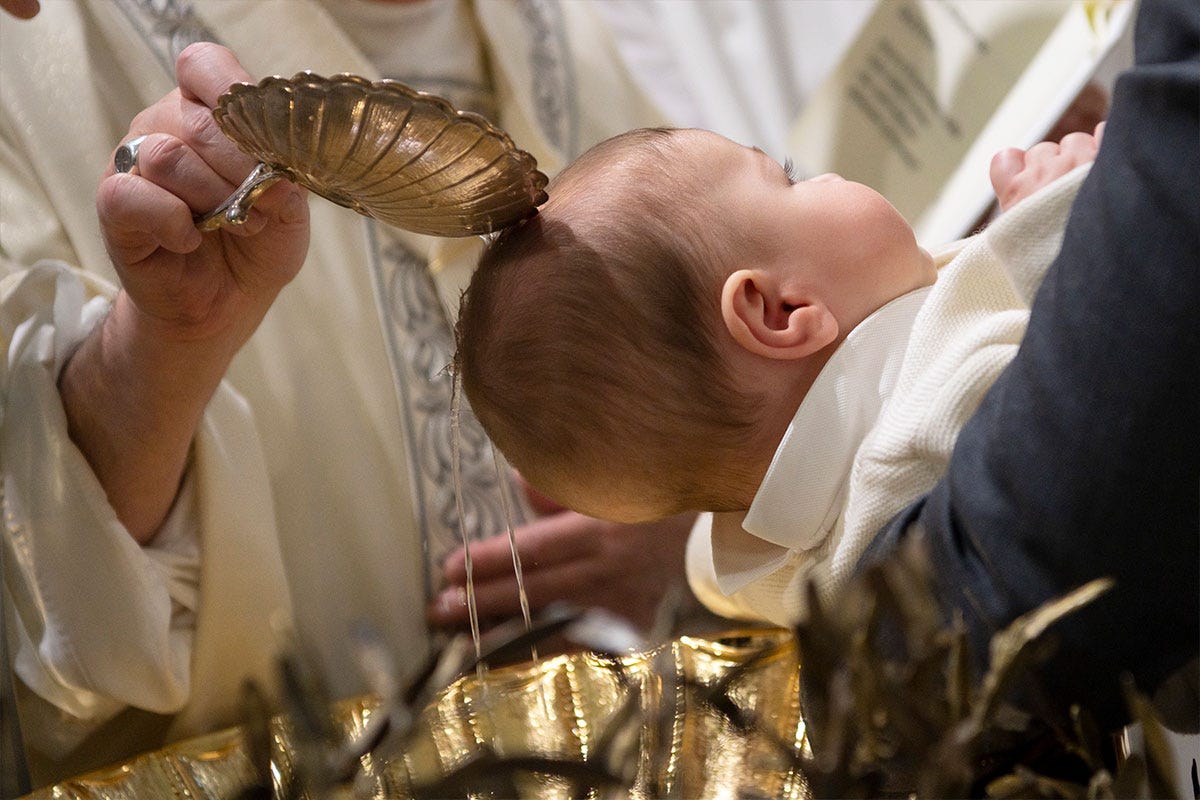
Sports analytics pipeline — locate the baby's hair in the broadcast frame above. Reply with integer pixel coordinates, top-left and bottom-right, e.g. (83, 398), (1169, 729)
(457, 128), (760, 511)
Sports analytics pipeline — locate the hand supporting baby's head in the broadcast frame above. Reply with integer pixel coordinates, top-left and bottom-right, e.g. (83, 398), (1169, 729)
(456, 129), (762, 522)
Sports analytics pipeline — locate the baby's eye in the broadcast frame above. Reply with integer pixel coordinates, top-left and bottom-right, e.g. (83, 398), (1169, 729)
(781, 156), (799, 185)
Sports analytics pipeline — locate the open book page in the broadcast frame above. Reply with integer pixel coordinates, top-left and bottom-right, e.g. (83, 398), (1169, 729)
(787, 0), (1134, 248)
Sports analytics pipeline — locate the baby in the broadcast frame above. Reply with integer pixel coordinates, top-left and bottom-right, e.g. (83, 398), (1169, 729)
(457, 126), (1098, 626)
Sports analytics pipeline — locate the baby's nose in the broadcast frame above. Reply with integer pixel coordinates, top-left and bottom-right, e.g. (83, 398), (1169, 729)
(807, 173), (845, 183)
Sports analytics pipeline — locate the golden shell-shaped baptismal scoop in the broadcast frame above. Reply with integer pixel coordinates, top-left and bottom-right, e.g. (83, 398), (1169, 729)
(198, 72), (549, 236)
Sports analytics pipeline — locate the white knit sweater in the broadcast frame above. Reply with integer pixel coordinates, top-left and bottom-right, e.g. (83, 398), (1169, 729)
(688, 163), (1092, 626)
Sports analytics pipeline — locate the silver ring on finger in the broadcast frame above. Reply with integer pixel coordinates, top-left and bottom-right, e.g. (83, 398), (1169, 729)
(114, 135), (150, 175)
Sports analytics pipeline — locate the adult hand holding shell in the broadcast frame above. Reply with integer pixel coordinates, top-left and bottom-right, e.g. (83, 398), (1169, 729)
(62, 42), (310, 543)
(97, 42), (310, 348)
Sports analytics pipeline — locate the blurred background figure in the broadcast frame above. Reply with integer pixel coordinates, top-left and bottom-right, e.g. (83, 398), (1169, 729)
(596, 0), (875, 160)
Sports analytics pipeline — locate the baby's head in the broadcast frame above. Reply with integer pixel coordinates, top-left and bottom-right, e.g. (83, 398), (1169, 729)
(457, 128), (934, 522)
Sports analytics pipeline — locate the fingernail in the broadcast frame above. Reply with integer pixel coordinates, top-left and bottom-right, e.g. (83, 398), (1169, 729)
(181, 225), (203, 251)
(278, 190), (307, 225)
(436, 587), (467, 613)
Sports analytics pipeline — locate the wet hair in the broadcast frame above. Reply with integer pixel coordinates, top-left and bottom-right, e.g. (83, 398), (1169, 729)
(456, 128), (760, 511)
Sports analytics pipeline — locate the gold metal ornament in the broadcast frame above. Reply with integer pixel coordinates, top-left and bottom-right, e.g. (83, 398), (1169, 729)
(198, 73), (549, 237)
(22, 630), (808, 800)
(21, 544), (1175, 799)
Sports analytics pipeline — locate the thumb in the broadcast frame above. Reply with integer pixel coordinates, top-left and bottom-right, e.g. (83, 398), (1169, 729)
(990, 147), (1026, 210)
(176, 42), (253, 108)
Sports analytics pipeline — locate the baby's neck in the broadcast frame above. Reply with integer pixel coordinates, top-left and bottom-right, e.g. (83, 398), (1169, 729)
(712, 346), (835, 511)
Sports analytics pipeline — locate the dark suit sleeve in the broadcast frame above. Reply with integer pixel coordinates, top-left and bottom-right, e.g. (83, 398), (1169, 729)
(861, 0), (1200, 730)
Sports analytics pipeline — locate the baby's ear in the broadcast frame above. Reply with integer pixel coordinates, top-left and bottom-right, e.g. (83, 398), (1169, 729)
(720, 269), (838, 360)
